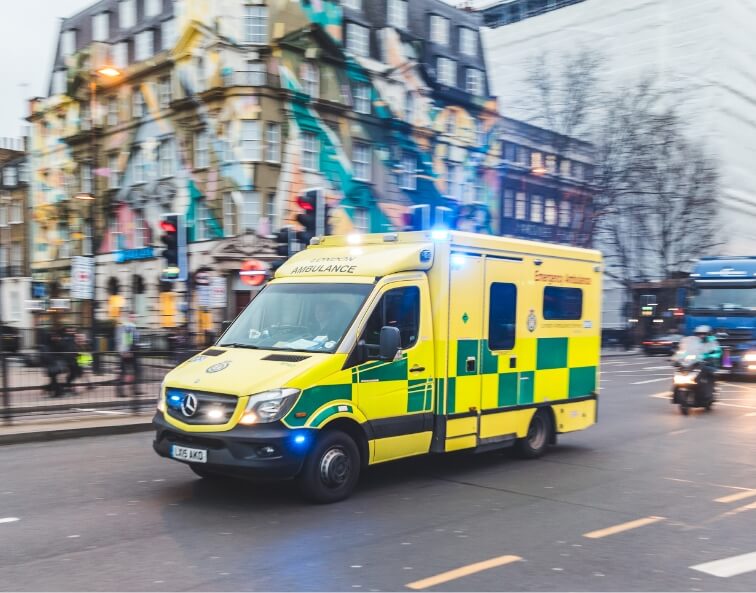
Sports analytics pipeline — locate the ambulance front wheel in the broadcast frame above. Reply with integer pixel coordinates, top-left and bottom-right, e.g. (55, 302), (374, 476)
(516, 409), (553, 459)
(298, 430), (361, 503)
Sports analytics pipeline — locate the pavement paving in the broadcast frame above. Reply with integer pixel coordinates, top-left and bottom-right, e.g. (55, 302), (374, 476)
(1, 354), (754, 591)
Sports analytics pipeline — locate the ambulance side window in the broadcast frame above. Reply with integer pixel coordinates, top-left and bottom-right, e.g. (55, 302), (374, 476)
(361, 286), (420, 356)
(543, 286), (583, 320)
(489, 282), (517, 351)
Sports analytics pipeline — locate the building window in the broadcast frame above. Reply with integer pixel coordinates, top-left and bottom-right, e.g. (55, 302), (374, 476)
(546, 154), (557, 174)
(17, 162), (28, 184)
(145, 0), (162, 18)
(158, 137), (174, 177)
(135, 30), (154, 61)
(132, 147), (147, 183)
(113, 42), (129, 69)
(405, 91), (415, 122)
(342, 0), (361, 9)
(241, 120), (262, 161)
(242, 61), (266, 86)
(437, 57), (457, 86)
(161, 18), (176, 50)
(489, 282), (517, 351)
(119, 0), (136, 29)
(61, 30), (77, 58)
(266, 123), (281, 163)
(81, 163), (93, 194)
(558, 200), (571, 228)
(503, 189), (515, 218)
(158, 76), (171, 109)
(353, 142), (372, 182)
(530, 194), (543, 223)
(132, 87), (145, 118)
(10, 201), (22, 224)
(559, 158), (571, 177)
(93, 13), (110, 42)
(465, 68), (483, 95)
(572, 161), (584, 180)
(543, 286), (583, 320)
(107, 96), (119, 126)
(531, 151), (543, 171)
(52, 70), (67, 96)
(445, 163), (462, 199)
(346, 23), (370, 57)
(241, 191), (261, 233)
(300, 62), (319, 98)
(194, 130), (209, 168)
(544, 197), (557, 225)
(515, 191), (527, 220)
(430, 15), (449, 45)
(353, 207), (369, 233)
(11, 243), (23, 271)
(0, 206), (7, 227)
(387, 0), (408, 29)
(134, 211), (148, 249)
(196, 201), (211, 241)
(266, 192), (276, 227)
(353, 83), (371, 114)
(459, 27), (477, 56)
(3, 167), (18, 187)
(244, 5), (268, 44)
(223, 192), (237, 237)
(474, 120), (485, 146)
(516, 145), (530, 166)
(503, 143), (516, 162)
(400, 153), (417, 191)
(302, 132), (319, 171)
(108, 154), (121, 188)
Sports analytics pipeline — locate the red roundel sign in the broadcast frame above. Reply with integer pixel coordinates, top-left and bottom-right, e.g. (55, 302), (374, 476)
(239, 259), (268, 287)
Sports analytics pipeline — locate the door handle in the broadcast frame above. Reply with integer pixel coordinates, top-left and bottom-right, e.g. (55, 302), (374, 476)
(409, 365), (426, 373)
(466, 357), (476, 373)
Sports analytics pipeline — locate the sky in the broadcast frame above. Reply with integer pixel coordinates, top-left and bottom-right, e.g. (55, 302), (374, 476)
(0, 0), (99, 140)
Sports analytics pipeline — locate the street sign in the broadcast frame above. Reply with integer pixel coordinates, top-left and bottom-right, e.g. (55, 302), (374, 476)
(71, 257), (94, 300)
(240, 260), (268, 287)
(210, 277), (226, 309)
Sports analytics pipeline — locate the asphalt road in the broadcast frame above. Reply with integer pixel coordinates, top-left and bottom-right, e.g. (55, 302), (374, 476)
(1, 355), (755, 592)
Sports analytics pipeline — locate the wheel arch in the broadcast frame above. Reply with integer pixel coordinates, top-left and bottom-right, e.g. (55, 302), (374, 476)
(320, 417), (370, 469)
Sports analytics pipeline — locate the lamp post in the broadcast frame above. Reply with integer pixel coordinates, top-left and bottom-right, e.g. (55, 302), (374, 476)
(74, 66), (120, 367)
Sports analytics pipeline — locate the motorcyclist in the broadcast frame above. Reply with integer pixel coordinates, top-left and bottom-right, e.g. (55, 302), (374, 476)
(692, 325), (721, 401)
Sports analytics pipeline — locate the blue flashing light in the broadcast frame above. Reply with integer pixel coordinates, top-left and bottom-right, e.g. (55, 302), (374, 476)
(431, 229), (449, 240)
(291, 432), (310, 449)
(451, 254), (466, 268)
(294, 435), (307, 444)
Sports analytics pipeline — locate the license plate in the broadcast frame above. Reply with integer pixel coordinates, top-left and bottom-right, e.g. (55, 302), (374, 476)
(171, 445), (207, 464)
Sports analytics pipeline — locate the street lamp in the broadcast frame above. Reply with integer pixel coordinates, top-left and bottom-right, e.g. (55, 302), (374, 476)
(74, 64), (120, 365)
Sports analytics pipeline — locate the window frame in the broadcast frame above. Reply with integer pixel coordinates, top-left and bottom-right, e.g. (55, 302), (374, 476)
(465, 68), (483, 95)
(346, 22), (370, 57)
(387, 0), (409, 29)
(241, 120), (262, 162)
(437, 57), (457, 86)
(459, 27), (477, 56)
(119, 0), (136, 29)
(353, 83), (371, 114)
(302, 132), (319, 171)
(93, 12), (110, 42)
(430, 14), (450, 45)
(265, 122), (281, 164)
(352, 141), (372, 182)
(158, 75), (172, 109)
(244, 5), (268, 44)
(158, 137), (174, 178)
(194, 130), (209, 169)
(241, 191), (261, 233)
(488, 282), (518, 351)
(145, 0), (162, 18)
(135, 29), (154, 61)
(223, 192), (237, 237)
(400, 152), (417, 191)
(300, 62), (320, 98)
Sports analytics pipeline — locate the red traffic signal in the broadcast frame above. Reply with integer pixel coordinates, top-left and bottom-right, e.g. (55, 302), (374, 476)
(160, 220), (177, 232)
(296, 193), (316, 212)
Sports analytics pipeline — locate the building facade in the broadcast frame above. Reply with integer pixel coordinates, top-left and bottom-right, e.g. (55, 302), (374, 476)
(29, 0), (504, 329)
(0, 138), (32, 336)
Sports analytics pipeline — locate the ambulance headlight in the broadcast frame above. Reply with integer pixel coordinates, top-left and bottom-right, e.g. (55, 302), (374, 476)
(157, 380), (167, 412)
(240, 388), (300, 425)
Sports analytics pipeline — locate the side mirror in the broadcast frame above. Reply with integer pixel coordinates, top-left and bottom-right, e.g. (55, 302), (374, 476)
(220, 320), (232, 335)
(379, 326), (401, 361)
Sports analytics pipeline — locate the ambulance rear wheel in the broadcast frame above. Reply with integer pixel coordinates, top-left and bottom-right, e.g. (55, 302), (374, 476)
(516, 409), (552, 459)
(298, 430), (360, 503)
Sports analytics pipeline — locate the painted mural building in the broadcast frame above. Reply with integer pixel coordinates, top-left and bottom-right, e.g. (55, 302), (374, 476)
(29, 0), (505, 328)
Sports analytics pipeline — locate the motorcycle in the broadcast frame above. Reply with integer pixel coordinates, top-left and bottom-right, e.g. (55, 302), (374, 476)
(671, 337), (716, 415)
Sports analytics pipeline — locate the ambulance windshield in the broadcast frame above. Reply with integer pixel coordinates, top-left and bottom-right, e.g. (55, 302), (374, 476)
(219, 283), (373, 353)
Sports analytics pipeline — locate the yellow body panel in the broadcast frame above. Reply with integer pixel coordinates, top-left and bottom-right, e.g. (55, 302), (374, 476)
(480, 409), (536, 439)
(371, 432), (433, 464)
(554, 399), (597, 433)
(446, 416), (478, 438)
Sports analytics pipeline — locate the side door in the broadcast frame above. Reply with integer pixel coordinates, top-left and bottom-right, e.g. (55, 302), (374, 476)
(350, 280), (435, 463)
(444, 253), (485, 451)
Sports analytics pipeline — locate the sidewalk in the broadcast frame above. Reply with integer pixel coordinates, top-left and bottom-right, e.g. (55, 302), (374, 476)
(0, 411), (154, 445)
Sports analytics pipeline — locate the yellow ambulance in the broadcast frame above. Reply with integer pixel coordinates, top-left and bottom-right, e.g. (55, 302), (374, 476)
(153, 231), (602, 502)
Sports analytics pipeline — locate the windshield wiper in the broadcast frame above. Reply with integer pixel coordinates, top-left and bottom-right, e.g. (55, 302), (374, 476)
(219, 343), (260, 349)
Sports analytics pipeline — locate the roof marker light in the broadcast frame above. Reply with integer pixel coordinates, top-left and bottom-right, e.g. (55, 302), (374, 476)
(431, 229), (449, 240)
(451, 254), (466, 268)
(347, 234), (362, 245)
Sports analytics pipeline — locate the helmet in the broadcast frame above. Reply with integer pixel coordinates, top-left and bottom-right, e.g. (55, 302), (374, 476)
(694, 325), (712, 336)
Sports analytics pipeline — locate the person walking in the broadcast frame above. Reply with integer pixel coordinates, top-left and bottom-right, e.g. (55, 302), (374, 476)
(115, 314), (141, 397)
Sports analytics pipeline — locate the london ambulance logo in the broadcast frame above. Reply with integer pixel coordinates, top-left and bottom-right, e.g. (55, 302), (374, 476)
(206, 361), (231, 374)
(527, 309), (537, 332)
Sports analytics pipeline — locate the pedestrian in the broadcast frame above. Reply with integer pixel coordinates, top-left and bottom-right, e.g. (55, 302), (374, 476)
(115, 314), (142, 397)
(61, 327), (83, 394)
(39, 330), (66, 398)
(75, 332), (93, 391)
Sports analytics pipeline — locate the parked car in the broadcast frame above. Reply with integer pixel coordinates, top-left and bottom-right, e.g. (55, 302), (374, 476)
(0, 325), (20, 353)
(642, 333), (683, 355)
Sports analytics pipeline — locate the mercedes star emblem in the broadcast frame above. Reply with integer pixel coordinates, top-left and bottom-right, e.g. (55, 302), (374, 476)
(181, 393), (198, 417)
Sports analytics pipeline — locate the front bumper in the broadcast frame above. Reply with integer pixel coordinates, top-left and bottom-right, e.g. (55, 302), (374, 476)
(152, 413), (311, 479)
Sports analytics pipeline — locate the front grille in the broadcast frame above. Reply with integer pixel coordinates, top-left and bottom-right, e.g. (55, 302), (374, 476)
(162, 430), (225, 450)
(165, 389), (240, 425)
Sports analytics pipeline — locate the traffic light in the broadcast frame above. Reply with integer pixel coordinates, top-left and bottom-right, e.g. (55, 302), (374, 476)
(160, 213), (187, 282)
(295, 188), (330, 244)
(275, 227), (293, 258)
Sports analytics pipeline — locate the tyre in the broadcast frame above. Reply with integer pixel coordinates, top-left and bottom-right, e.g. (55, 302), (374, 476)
(515, 409), (552, 459)
(297, 430), (360, 503)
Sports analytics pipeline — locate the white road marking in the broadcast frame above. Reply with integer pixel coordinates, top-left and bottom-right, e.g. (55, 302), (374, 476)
(0, 517), (20, 524)
(632, 377), (671, 385)
(691, 551), (756, 578)
(583, 516), (665, 539)
(746, 412), (756, 417)
(71, 408), (128, 415)
(715, 490), (756, 504)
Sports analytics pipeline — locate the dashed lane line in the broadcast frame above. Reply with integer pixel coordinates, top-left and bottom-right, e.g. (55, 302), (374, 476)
(691, 551), (756, 578)
(0, 517), (20, 524)
(405, 555), (522, 590)
(583, 516), (665, 539)
(632, 377), (671, 385)
(715, 490), (756, 504)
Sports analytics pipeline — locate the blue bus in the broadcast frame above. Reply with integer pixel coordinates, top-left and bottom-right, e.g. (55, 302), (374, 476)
(686, 257), (756, 376)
